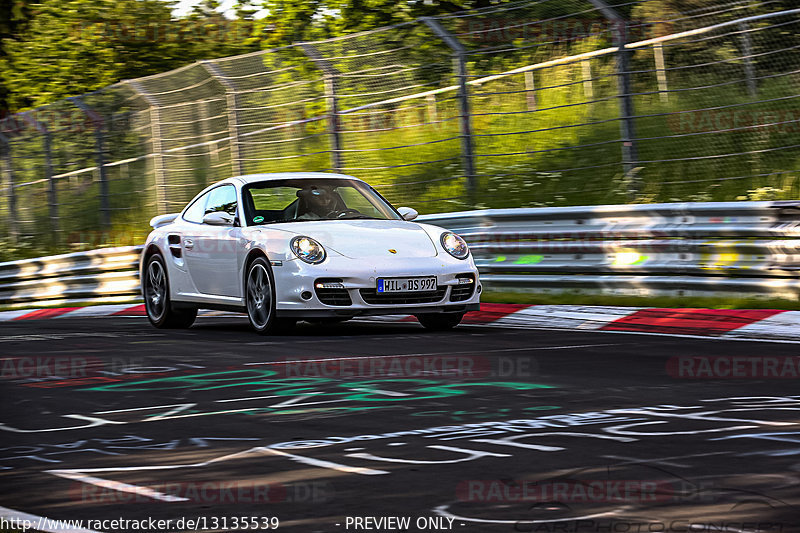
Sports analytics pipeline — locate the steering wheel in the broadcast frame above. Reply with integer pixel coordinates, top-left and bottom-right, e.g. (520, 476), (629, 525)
(328, 208), (363, 219)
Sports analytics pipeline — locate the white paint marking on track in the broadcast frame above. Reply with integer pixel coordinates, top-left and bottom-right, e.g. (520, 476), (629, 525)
(54, 305), (132, 318)
(269, 394), (320, 408)
(0, 310), (37, 320)
(349, 388), (410, 397)
(263, 448), (388, 475)
(215, 395), (279, 403)
(432, 503), (627, 524)
(243, 343), (626, 367)
(272, 398), (350, 408)
(95, 403), (196, 415)
(45, 444), (386, 503)
(489, 324), (800, 345)
(601, 451), (730, 468)
(0, 505), (104, 533)
(52, 471), (188, 502)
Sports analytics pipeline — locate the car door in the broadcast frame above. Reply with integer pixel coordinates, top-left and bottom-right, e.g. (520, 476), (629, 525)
(182, 184), (243, 298)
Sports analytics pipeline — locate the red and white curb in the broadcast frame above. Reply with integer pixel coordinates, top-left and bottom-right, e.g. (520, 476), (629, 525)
(1, 303), (799, 343)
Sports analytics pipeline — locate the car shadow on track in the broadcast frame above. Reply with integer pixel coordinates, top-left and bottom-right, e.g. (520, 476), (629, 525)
(188, 318), (433, 337)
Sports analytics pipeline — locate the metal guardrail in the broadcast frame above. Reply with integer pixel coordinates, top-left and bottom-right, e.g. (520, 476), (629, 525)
(419, 200), (800, 300)
(3, 201), (800, 309)
(0, 246), (142, 308)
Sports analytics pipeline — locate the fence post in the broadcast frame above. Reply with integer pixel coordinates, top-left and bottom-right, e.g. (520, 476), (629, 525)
(299, 43), (343, 173)
(69, 96), (111, 229)
(200, 60), (245, 176)
(588, 0), (639, 198)
(738, 22), (758, 98)
(0, 132), (19, 243)
(581, 60), (594, 101)
(21, 112), (60, 238)
(524, 71), (537, 111)
(653, 43), (669, 103)
(127, 81), (169, 214)
(426, 94), (439, 126)
(420, 16), (477, 201)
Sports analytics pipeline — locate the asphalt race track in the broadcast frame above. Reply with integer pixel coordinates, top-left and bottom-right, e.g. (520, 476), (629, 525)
(1, 316), (799, 533)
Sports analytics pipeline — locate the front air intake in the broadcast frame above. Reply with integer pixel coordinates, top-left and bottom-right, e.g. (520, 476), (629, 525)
(314, 278), (352, 306)
(450, 274), (476, 302)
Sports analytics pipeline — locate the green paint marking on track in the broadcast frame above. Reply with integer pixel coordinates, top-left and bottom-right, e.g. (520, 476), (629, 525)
(514, 255), (544, 265)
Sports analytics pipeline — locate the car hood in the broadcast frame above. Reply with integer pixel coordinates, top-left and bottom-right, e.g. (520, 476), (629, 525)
(278, 219), (439, 258)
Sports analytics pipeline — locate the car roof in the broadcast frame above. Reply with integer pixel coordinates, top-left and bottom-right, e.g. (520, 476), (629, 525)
(225, 172), (366, 186)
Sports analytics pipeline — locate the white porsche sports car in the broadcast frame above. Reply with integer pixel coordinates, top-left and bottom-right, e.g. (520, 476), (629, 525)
(140, 173), (481, 334)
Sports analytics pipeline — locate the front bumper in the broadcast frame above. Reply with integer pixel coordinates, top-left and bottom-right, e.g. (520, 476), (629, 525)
(277, 303), (480, 318)
(272, 255), (481, 318)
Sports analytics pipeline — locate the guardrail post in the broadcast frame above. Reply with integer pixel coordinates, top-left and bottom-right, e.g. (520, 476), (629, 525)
(588, 0), (639, 198)
(69, 97), (111, 229)
(300, 43), (344, 173)
(420, 17), (477, 203)
(127, 81), (169, 214)
(200, 60), (245, 176)
(0, 132), (19, 243)
(21, 112), (60, 238)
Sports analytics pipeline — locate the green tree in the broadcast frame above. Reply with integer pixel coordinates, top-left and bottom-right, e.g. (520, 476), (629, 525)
(257, 0), (501, 47)
(0, 0), (264, 111)
(0, 0), (34, 113)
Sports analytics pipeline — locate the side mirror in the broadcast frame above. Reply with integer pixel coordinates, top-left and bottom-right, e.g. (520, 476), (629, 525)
(202, 211), (234, 226)
(397, 207), (418, 221)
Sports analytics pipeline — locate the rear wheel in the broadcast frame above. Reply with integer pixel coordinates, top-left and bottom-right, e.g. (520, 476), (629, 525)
(143, 254), (196, 329)
(246, 257), (295, 334)
(415, 312), (465, 331)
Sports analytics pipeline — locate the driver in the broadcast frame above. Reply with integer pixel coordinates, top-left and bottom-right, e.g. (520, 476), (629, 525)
(297, 186), (338, 220)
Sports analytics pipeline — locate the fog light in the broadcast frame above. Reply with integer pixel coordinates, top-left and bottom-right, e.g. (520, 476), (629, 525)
(315, 281), (345, 289)
(477, 285), (482, 294)
(301, 291), (313, 300)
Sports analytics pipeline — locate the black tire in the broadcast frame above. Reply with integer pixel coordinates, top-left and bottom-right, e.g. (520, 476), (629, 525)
(415, 312), (465, 331)
(245, 257), (296, 335)
(143, 253), (197, 329)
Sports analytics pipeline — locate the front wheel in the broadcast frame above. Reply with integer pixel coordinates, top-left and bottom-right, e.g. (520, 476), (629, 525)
(143, 254), (197, 329)
(415, 312), (465, 331)
(245, 257), (295, 335)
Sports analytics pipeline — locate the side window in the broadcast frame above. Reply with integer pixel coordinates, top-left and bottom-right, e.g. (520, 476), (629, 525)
(249, 187), (299, 210)
(183, 191), (210, 223)
(337, 186), (382, 217)
(204, 185), (238, 217)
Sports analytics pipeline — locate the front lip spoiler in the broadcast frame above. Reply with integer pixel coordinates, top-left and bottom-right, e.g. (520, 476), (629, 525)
(276, 303), (479, 319)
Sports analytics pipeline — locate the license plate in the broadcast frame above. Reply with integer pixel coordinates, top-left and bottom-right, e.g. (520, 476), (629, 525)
(377, 277), (437, 293)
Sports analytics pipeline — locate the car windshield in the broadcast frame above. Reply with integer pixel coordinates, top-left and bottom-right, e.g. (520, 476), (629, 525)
(242, 178), (402, 226)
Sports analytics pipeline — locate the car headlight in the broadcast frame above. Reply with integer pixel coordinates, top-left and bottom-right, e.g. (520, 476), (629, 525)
(440, 232), (469, 260)
(291, 236), (326, 264)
